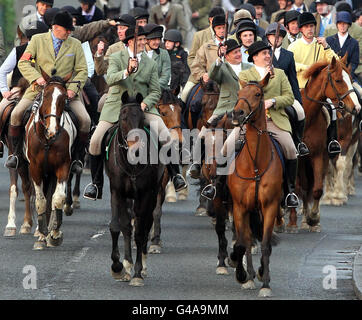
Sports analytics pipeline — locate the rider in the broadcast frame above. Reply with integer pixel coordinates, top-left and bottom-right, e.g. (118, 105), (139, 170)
(83, 26), (187, 200)
(282, 10), (301, 49)
(143, 23), (172, 90)
(225, 41), (299, 208)
(288, 12), (341, 158)
(129, 6), (149, 26)
(5, 10), (90, 171)
(235, 19), (258, 64)
(189, 39), (253, 200)
(265, 22), (309, 157)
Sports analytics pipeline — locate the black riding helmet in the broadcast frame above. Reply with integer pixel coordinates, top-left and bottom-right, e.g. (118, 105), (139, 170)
(236, 19), (257, 43)
(144, 24), (164, 40)
(25, 21), (49, 40)
(164, 29), (182, 43)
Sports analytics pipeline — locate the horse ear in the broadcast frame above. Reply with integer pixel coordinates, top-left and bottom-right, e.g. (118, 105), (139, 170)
(330, 56), (337, 71)
(40, 67), (50, 83)
(259, 72), (271, 88)
(238, 79), (247, 89)
(121, 91), (129, 104)
(340, 53), (348, 66)
(62, 72), (72, 83)
(136, 93), (144, 104)
(172, 85), (180, 97)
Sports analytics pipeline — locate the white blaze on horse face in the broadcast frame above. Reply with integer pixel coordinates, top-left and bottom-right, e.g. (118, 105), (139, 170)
(342, 70), (361, 113)
(48, 87), (63, 136)
(169, 104), (175, 112)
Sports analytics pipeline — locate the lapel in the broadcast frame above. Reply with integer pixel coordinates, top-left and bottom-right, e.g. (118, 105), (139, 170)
(133, 52), (149, 81)
(225, 62), (239, 81)
(56, 37), (70, 61)
(46, 31), (56, 61)
(250, 66), (261, 81)
(333, 33), (341, 51)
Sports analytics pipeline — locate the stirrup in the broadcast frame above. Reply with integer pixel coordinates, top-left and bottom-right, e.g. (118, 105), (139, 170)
(5, 154), (19, 169)
(285, 192), (299, 208)
(173, 174), (188, 192)
(201, 183), (216, 201)
(297, 142), (309, 156)
(359, 120), (362, 132)
(327, 140), (341, 154)
(83, 183), (99, 200)
(0, 141), (4, 158)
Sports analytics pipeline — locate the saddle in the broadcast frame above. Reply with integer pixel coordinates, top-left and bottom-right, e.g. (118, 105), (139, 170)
(185, 83), (204, 128)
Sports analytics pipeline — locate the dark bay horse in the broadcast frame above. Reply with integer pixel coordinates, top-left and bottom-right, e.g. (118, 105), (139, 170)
(25, 70), (78, 249)
(105, 92), (164, 286)
(149, 89), (185, 254)
(228, 74), (282, 297)
(287, 56), (361, 233)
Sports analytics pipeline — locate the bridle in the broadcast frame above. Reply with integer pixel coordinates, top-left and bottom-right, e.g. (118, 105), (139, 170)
(304, 64), (355, 114)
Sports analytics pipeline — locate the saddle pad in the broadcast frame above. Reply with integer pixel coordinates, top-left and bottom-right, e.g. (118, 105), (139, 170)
(185, 83), (204, 128)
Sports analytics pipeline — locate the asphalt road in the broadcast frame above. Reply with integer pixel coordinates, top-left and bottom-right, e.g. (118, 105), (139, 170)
(0, 155), (362, 302)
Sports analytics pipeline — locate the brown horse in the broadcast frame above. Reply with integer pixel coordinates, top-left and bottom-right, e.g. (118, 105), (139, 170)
(228, 74), (282, 297)
(25, 70), (78, 250)
(149, 89), (185, 254)
(287, 56), (361, 233)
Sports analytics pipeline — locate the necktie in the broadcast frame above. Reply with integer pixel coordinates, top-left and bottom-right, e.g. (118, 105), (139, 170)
(85, 14), (92, 22)
(297, 7), (301, 13)
(54, 38), (62, 58)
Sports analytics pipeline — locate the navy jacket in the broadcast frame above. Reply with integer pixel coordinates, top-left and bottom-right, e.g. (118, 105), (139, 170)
(326, 33), (360, 83)
(76, 6), (104, 26)
(273, 47), (302, 105)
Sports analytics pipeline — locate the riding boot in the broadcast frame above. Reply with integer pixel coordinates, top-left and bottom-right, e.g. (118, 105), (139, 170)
(166, 163), (188, 192)
(295, 119), (309, 156)
(71, 131), (88, 174)
(327, 119), (341, 159)
(83, 154), (104, 200)
(285, 159), (300, 208)
(189, 136), (205, 179)
(5, 125), (23, 169)
(0, 140), (3, 158)
(201, 162), (226, 200)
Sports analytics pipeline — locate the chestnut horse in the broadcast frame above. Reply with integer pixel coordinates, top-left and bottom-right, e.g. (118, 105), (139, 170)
(228, 74), (282, 297)
(149, 89), (185, 254)
(25, 70), (79, 250)
(106, 92), (164, 286)
(287, 57), (361, 233)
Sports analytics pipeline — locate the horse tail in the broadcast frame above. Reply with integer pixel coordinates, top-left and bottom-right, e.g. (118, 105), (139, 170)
(249, 209), (280, 247)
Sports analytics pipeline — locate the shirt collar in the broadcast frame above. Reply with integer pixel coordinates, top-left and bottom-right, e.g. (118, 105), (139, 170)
(301, 36), (316, 45)
(82, 5), (95, 17)
(51, 32), (63, 43)
(127, 47), (142, 61)
(161, 2), (170, 14)
(254, 65), (267, 79)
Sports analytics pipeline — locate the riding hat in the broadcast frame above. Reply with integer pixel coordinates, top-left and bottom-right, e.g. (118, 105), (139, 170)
(233, 9), (252, 26)
(37, 0), (54, 6)
(336, 11), (352, 25)
(284, 10), (300, 27)
(212, 15), (226, 29)
(129, 7), (150, 20)
(164, 29), (182, 43)
(25, 21), (49, 40)
(43, 7), (60, 28)
(247, 40), (271, 62)
(61, 6), (81, 18)
(208, 7), (225, 18)
(116, 14), (136, 27)
(78, 0), (96, 4)
(237, 4), (256, 19)
(315, 0), (335, 5)
(225, 39), (241, 54)
(122, 26), (147, 44)
(144, 24), (164, 39)
(265, 22), (287, 38)
(276, 11), (286, 23)
(52, 10), (75, 31)
(336, 1), (352, 13)
(297, 12), (316, 28)
(247, 0), (265, 6)
(236, 19), (257, 38)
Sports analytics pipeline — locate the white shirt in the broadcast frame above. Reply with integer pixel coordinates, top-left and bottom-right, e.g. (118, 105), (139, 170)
(82, 5), (96, 18)
(81, 41), (94, 78)
(255, 65), (268, 79)
(241, 46), (249, 64)
(123, 47), (142, 79)
(160, 2), (170, 16)
(321, 12), (332, 28)
(145, 49), (154, 59)
(301, 36), (316, 45)
(0, 48), (16, 94)
(274, 46), (281, 61)
(338, 32), (349, 49)
(228, 62), (242, 76)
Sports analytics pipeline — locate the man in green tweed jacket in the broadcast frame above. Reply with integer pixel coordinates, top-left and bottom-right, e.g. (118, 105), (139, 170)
(6, 11), (90, 171)
(84, 26), (187, 201)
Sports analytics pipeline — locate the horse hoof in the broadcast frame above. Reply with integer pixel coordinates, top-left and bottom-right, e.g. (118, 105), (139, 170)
(141, 269), (147, 278)
(129, 277), (144, 287)
(227, 257), (237, 268)
(216, 267), (228, 275)
(286, 225), (298, 234)
(251, 245), (258, 255)
(148, 244), (161, 254)
(33, 240), (47, 250)
(46, 232), (63, 247)
(178, 193), (188, 201)
(4, 227), (16, 237)
(309, 224), (321, 233)
(63, 204), (73, 216)
(33, 229), (41, 238)
(165, 196), (177, 203)
(72, 198), (80, 209)
(300, 221), (310, 230)
(19, 224), (32, 235)
(274, 224), (285, 233)
(195, 206), (207, 216)
(258, 288), (272, 297)
(331, 199), (346, 206)
(241, 280), (256, 290)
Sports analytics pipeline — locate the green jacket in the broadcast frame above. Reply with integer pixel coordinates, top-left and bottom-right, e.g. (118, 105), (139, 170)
(238, 67), (294, 133)
(209, 60), (252, 116)
(148, 48), (171, 90)
(18, 31), (88, 101)
(99, 49), (161, 123)
(188, 0), (212, 31)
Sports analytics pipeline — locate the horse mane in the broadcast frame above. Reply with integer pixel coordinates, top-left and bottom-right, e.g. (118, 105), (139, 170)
(203, 80), (219, 93)
(160, 89), (179, 104)
(49, 75), (66, 86)
(303, 60), (329, 79)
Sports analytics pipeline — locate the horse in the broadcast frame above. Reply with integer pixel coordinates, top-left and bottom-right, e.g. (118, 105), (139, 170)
(149, 88), (185, 254)
(105, 92), (164, 286)
(25, 69), (80, 249)
(0, 79), (34, 237)
(286, 56), (361, 233)
(228, 74), (283, 297)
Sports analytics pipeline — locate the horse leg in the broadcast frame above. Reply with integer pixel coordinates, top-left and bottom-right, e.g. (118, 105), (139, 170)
(149, 191), (163, 254)
(47, 177), (67, 247)
(18, 164), (33, 234)
(286, 207), (298, 233)
(331, 155), (347, 206)
(4, 169), (18, 237)
(63, 172), (74, 216)
(32, 180), (48, 250)
(178, 165), (189, 200)
(109, 189), (131, 281)
(72, 171), (81, 209)
(214, 197), (229, 275)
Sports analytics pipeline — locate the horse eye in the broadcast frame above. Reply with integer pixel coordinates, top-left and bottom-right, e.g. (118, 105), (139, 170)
(255, 92), (261, 97)
(335, 79), (342, 83)
(161, 112), (166, 117)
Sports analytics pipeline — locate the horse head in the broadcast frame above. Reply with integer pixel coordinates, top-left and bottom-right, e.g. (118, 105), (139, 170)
(200, 79), (220, 122)
(37, 68), (72, 140)
(118, 91), (145, 150)
(232, 73), (270, 128)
